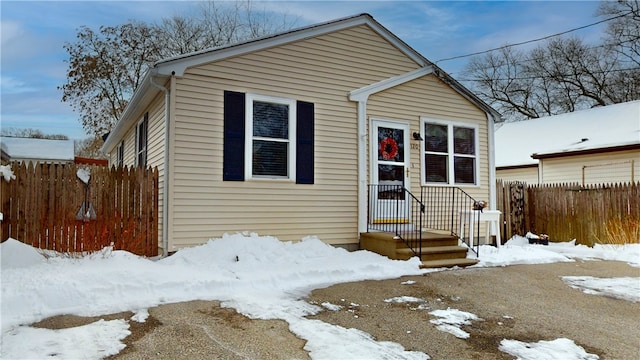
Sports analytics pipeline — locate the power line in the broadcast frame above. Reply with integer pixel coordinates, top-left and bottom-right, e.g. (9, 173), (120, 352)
(457, 38), (639, 76)
(455, 67), (638, 82)
(435, 11), (631, 64)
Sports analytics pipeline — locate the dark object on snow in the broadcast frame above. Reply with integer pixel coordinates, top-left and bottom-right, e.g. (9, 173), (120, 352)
(526, 233), (549, 245)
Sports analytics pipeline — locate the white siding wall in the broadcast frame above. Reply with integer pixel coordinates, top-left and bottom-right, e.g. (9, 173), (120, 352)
(540, 150), (640, 185)
(497, 166), (539, 184)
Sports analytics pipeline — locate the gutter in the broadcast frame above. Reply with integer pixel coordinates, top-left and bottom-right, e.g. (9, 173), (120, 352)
(149, 69), (171, 257)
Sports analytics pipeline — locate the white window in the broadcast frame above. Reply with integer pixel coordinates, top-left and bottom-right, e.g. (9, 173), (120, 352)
(245, 94), (296, 180)
(136, 113), (148, 167)
(116, 140), (124, 167)
(421, 118), (479, 186)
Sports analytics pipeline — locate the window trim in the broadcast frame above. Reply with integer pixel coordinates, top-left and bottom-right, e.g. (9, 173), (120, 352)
(244, 93), (297, 181)
(135, 113), (148, 168)
(420, 117), (480, 187)
(116, 140), (124, 167)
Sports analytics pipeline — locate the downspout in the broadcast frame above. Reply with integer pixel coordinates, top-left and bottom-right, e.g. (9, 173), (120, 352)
(357, 100), (368, 233)
(486, 112), (497, 211)
(150, 70), (171, 257)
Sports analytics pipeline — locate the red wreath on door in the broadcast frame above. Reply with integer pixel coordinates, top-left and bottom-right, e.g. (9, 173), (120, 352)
(380, 137), (399, 160)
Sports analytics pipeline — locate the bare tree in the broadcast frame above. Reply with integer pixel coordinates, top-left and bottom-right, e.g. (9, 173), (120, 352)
(75, 137), (107, 159)
(61, 0), (297, 137)
(1, 128), (69, 140)
(599, 0), (640, 67)
(463, 1), (640, 121)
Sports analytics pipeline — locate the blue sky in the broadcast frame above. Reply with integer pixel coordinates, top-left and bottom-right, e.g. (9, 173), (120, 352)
(1, 1), (606, 140)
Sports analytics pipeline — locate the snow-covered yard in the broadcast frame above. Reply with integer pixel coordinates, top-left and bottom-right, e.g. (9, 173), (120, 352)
(1, 233), (639, 359)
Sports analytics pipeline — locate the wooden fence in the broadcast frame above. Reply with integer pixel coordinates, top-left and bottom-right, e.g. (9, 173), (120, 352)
(1, 162), (159, 256)
(497, 180), (639, 246)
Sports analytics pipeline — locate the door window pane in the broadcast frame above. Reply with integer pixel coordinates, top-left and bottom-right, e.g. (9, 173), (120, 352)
(377, 164), (405, 199)
(378, 127), (404, 162)
(377, 127), (404, 162)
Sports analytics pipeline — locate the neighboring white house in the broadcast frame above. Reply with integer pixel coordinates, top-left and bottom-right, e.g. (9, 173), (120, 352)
(0, 137), (75, 164)
(495, 100), (640, 185)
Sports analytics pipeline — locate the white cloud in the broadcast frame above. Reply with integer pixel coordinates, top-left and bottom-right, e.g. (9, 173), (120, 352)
(0, 76), (35, 94)
(0, 20), (24, 46)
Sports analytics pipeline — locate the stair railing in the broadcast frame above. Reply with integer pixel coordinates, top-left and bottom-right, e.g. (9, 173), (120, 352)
(367, 185), (425, 257)
(420, 186), (481, 256)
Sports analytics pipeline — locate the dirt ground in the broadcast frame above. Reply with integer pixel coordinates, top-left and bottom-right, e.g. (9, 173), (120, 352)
(32, 260), (639, 359)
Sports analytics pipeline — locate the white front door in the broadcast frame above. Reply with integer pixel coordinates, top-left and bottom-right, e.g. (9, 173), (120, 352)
(371, 120), (410, 223)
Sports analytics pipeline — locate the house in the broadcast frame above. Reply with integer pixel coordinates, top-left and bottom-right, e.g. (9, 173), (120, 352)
(0, 137), (75, 164)
(495, 101), (640, 185)
(101, 13), (501, 263)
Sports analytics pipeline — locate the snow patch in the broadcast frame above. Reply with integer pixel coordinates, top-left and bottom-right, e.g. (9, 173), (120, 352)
(384, 296), (425, 303)
(500, 338), (599, 360)
(0, 238), (45, 269)
(1, 319), (130, 359)
(562, 276), (640, 303)
(0, 164), (16, 182)
(429, 308), (481, 339)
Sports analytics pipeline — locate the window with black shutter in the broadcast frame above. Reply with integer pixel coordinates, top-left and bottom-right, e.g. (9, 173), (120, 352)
(223, 91), (314, 184)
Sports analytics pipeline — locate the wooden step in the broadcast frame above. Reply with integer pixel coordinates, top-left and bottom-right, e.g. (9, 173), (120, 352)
(420, 233), (458, 247)
(420, 258), (479, 269)
(396, 245), (469, 261)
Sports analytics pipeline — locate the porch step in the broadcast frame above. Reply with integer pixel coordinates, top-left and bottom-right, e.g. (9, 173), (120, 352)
(420, 258), (479, 269)
(360, 231), (478, 269)
(396, 245), (469, 261)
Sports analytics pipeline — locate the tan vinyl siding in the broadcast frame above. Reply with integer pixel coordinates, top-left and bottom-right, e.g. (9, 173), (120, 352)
(497, 167), (539, 184)
(167, 25), (421, 249)
(367, 75), (491, 202)
(540, 150), (640, 185)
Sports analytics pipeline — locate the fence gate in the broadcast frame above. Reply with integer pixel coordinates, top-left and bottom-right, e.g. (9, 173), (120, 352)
(1, 162), (159, 257)
(497, 180), (526, 239)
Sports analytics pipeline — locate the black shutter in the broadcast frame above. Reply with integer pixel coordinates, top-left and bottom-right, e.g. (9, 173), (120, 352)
(223, 91), (245, 181)
(296, 101), (314, 184)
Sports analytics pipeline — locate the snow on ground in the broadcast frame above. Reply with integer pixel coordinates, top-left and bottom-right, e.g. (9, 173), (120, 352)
(1, 233), (637, 359)
(500, 338), (600, 360)
(471, 235), (640, 268)
(562, 276), (640, 303)
(429, 308), (481, 339)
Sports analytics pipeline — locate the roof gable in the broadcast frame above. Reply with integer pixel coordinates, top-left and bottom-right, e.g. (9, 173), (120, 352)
(495, 101), (640, 167)
(153, 13), (428, 77)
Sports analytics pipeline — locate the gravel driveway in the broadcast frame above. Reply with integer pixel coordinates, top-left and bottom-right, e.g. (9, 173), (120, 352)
(34, 260), (639, 359)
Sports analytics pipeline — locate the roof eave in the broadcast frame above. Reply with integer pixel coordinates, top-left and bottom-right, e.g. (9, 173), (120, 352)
(532, 143), (640, 159)
(496, 163), (539, 170)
